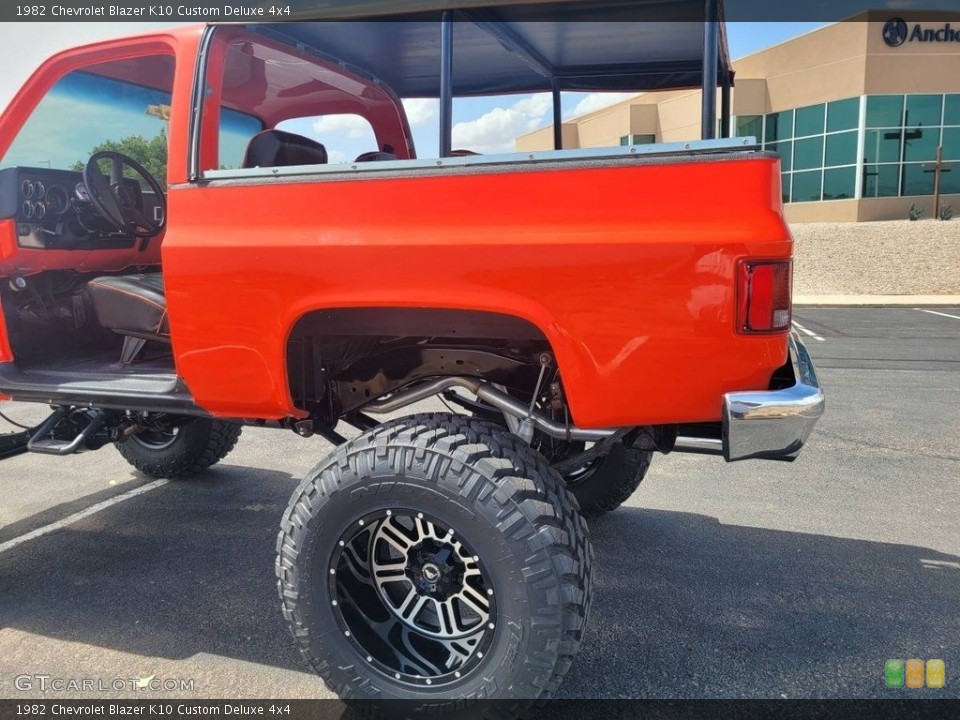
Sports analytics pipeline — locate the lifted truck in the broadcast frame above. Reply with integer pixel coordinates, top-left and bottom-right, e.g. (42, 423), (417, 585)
(0, 1), (823, 709)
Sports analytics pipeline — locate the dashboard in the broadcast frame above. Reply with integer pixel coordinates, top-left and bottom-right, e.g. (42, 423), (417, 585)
(0, 166), (163, 251)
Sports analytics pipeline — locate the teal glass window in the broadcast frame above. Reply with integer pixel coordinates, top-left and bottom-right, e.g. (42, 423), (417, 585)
(632, 134), (655, 145)
(793, 136), (824, 171)
(864, 129), (903, 164)
(823, 167), (856, 200)
(942, 127), (960, 161)
(767, 141), (792, 171)
(791, 169), (822, 202)
(765, 110), (793, 142)
(903, 126), (941, 162)
(736, 115), (763, 140)
(901, 163), (935, 196)
(825, 131), (857, 167)
(862, 164), (900, 198)
(827, 98), (859, 133)
(944, 94), (960, 126)
(941, 168), (960, 195)
(795, 104), (825, 137)
(619, 135), (630, 146)
(866, 96), (904, 128)
(905, 94), (943, 127)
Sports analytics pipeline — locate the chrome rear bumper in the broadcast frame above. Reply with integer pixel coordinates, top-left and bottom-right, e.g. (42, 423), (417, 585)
(720, 332), (825, 461)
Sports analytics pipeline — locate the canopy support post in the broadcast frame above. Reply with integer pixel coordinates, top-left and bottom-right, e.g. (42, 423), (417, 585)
(720, 71), (731, 138)
(439, 10), (454, 157)
(701, 0), (720, 140)
(552, 82), (562, 150)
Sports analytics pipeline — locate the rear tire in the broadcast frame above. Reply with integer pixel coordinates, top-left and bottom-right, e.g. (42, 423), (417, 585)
(276, 413), (592, 712)
(115, 418), (241, 479)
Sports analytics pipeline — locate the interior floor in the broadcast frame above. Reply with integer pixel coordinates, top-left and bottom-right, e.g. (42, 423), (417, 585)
(0, 271), (196, 413)
(0, 347), (195, 414)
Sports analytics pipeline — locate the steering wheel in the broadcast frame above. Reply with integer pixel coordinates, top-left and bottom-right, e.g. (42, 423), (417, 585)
(83, 151), (166, 238)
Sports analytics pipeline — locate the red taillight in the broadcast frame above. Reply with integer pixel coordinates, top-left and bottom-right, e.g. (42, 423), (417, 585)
(738, 260), (792, 333)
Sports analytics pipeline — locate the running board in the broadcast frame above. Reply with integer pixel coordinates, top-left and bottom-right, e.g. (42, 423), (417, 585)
(27, 407), (105, 456)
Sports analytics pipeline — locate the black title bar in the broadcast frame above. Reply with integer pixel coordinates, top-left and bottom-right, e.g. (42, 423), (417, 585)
(2, 0), (960, 23)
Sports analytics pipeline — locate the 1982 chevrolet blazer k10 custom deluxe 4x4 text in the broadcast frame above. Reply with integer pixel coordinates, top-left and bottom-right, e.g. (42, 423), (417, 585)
(0, 1), (823, 711)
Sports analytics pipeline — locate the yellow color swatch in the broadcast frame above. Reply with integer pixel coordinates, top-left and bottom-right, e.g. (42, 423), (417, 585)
(926, 659), (945, 689)
(905, 659), (925, 688)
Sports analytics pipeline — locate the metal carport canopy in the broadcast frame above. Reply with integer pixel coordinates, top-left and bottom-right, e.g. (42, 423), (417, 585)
(256, 0), (732, 98)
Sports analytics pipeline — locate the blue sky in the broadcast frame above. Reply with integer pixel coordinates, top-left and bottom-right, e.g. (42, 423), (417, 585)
(0, 22), (831, 170)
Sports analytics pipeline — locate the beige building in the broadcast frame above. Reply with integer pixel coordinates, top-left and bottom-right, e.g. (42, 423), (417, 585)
(517, 10), (960, 222)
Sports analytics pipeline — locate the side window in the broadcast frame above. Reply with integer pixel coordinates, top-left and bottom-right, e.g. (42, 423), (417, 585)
(202, 32), (411, 176)
(219, 109), (263, 170)
(1, 55), (175, 181)
(276, 114), (378, 164)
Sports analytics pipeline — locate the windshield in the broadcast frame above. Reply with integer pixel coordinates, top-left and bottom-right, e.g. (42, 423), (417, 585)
(1, 67), (261, 179)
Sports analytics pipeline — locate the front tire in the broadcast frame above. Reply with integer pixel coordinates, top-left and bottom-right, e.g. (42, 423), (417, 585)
(115, 418), (242, 479)
(276, 413), (592, 710)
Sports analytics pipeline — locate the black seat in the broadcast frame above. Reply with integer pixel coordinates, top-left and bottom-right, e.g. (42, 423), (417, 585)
(242, 129), (328, 168)
(87, 273), (168, 363)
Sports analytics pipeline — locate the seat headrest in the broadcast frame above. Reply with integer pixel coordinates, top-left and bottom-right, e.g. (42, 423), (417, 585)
(242, 129), (328, 169)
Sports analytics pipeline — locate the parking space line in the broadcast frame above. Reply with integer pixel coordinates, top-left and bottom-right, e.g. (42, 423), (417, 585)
(791, 320), (825, 342)
(0, 479), (168, 556)
(916, 308), (960, 321)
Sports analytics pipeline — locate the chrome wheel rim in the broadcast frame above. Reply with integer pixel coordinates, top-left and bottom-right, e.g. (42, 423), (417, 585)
(328, 510), (496, 686)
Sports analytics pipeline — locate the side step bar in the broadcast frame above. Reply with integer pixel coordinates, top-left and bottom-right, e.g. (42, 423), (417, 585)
(26, 407), (105, 456)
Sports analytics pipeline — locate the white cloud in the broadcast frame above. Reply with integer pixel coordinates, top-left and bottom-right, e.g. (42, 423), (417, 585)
(402, 98), (438, 126)
(566, 92), (638, 119)
(311, 114), (375, 139)
(451, 93), (551, 154)
(327, 149), (350, 164)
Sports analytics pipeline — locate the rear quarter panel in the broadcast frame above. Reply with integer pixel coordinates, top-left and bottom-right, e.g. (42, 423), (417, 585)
(163, 152), (791, 426)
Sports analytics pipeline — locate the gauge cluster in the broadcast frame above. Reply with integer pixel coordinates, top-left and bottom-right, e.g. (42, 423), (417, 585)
(0, 166), (129, 251)
(19, 177), (73, 222)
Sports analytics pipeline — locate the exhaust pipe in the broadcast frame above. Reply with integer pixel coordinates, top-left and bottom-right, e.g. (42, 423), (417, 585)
(364, 377), (724, 454)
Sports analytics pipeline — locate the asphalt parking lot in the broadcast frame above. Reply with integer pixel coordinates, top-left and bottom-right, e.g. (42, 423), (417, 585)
(0, 307), (958, 700)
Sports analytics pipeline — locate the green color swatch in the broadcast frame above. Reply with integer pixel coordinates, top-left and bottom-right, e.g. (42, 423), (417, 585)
(885, 659), (905, 688)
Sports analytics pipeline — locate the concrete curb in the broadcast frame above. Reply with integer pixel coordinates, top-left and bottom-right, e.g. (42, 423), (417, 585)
(794, 295), (960, 307)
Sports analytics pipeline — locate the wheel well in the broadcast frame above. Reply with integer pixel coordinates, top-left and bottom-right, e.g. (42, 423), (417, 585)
(286, 308), (553, 422)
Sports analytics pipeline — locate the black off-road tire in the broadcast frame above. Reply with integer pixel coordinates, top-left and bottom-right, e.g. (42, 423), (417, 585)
(115, 418), (241, 479)
(566, 442), (653, 519)
(276, 413), (592, 713)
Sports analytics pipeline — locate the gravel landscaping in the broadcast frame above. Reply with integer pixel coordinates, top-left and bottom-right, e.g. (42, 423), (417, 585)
(791, 220), (960, 295)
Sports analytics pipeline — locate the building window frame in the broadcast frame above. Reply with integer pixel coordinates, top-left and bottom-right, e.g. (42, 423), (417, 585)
(854, 95), (867, 200)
